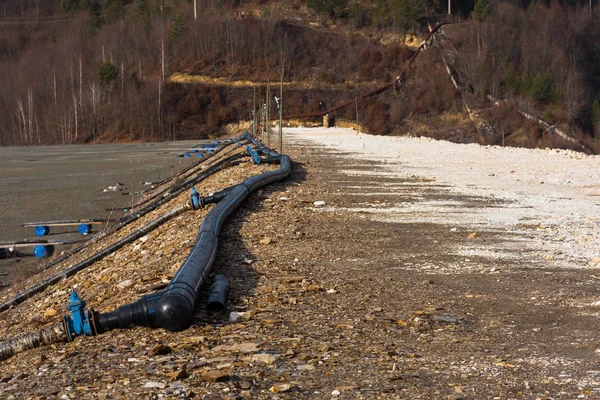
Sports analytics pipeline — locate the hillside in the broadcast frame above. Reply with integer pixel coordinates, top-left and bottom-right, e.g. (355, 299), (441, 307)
(0, 0), (598, 152)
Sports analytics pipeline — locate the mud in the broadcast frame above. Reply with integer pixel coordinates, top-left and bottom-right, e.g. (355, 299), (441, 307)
(0, 140), (203, 283)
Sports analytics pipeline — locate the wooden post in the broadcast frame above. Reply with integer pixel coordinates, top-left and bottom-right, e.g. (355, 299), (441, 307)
(355, 97), (359, 128)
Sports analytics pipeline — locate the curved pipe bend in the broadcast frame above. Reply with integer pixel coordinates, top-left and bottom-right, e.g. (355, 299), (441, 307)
(94, 134), (291, 332)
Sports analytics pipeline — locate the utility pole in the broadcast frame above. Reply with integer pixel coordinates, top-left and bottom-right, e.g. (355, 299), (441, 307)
(194, 0), (197, 21)
(275, 96), (282, 153)
(266, 82), (270, 146)
(448, 0), (451, 15)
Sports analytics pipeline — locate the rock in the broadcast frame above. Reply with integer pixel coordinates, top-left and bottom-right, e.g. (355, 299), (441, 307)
(280, 276), (305, 283)
(229, 342), (261, 353)
(201, 369), (229, 383)
(313, 200), (326, 206)
(143, 381), (166, 389)
(101, 376), (115, 383)
(269, 383), (292, 393)
(166, 368), (187, 380)
(332, 389), (341, 397)
(468, 232), (478, 239)
(148, 344), (172, 357)
(297, 364), (315, 371)
(0, 374), (12, 383)
(252, 353), (278, 365)
(43, 309), (57, 318)
(239, 381), (251, 389)
(434, 315), (459, 324)
(117, 279), (133, 290)
(259, 237), (272, 245)
(34, 354), (46, 366)
(229, 311), (251, 322)
(317, 343), (330, 352)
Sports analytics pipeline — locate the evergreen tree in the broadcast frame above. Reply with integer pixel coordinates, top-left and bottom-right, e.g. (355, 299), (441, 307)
(392, 0), (425, 33)
(473, 0), (493, 20)
(104, 0), (124, 21)
(99, 60), (118, 87)
(60, 0), (80, 12)
(169, 12), (186, 44)
(136, 0), (151, 29)
(307, 0), (350, 19)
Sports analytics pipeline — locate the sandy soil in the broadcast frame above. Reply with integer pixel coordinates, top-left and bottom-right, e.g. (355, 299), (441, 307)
(0, 129), (599, 399)
(287, 127), (600, 270)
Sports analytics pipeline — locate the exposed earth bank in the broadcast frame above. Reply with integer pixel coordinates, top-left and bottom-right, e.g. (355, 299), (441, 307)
(0, 128), (599, 399)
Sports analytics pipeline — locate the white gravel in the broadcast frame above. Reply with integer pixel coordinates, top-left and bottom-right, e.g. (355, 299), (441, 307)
(286, 127), (600, 270)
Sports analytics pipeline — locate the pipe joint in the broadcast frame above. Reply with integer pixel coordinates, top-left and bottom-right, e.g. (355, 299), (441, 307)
(64, 291), (95, 339)
(190, 187), (205, 210)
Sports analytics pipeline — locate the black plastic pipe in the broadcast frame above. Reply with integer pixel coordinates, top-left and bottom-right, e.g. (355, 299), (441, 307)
(206, 275), (230, 313)
(94, 139), (291, 332)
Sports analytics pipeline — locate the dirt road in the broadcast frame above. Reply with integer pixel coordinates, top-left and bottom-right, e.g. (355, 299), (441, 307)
(0, 128), (599, 399)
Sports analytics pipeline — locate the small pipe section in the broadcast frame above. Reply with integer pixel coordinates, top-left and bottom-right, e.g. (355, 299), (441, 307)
(0, 322), (66, 361)
(206, 275), (229, 313)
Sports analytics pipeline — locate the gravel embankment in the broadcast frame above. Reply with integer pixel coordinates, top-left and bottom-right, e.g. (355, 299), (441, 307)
(0, 128), (599, 399)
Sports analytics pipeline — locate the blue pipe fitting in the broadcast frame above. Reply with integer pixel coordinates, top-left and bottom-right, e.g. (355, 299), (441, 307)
(252, 152), (261, 165)
(35, 225), (49, 237)
(34, 245), (48, 258)
(77, 224), (91, 235)
(184, 153), (191, 158)
(197, 153), (203, 158)
(64, 291), (95, 339)
(190, 187), (204, 210)
(246, 145), (253, 155)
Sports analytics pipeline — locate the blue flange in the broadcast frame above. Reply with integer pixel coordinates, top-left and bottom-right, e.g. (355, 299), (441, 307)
(35, 225), (49, 237)
(77, 224), (91, 235)
(33, 245), (48, 258)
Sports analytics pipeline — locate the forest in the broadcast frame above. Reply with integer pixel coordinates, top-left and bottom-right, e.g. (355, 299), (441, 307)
(0, 0), (598, 150)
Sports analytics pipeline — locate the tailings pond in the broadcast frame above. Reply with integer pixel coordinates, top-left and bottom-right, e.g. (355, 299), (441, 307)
(0, 140), (206, 284)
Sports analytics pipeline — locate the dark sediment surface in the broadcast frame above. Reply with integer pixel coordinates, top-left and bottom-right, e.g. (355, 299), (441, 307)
(0, 140), (204, 283)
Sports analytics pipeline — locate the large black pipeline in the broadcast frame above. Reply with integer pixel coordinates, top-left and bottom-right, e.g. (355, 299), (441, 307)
(94, 140), (291, 332)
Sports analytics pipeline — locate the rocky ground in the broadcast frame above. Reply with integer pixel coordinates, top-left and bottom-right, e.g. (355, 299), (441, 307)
(0, 128), (599, 399)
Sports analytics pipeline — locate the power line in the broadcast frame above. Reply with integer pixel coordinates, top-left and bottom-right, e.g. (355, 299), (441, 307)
(0, 18), (87, 25)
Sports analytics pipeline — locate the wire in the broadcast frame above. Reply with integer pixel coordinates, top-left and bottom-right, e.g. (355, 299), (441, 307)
(0, 18), (87, 25)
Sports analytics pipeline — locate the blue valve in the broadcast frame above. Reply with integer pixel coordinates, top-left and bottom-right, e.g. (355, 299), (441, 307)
(252, 152), (261, 165)
(64, 291), (95, 339)
(190, 187), (204, 210)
